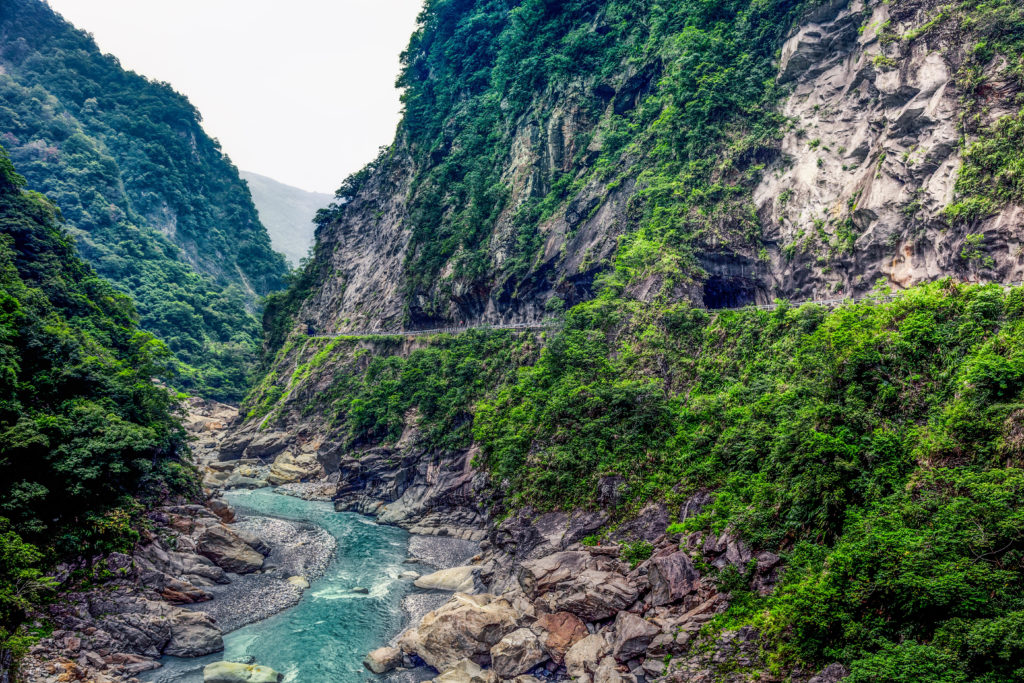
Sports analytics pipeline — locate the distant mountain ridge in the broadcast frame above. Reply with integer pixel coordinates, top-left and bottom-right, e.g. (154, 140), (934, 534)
(240, 171), (331, 267)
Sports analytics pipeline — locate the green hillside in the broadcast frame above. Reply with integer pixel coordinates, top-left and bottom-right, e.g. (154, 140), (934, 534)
(0, 0), (289, 401)
(0, 146), (192, 660)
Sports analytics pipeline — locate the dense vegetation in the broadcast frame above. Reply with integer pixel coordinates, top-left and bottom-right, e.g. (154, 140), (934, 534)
(244, 330), (541, 449)
(0, 148), (193, 665)
(394, 0), (809, 310)
(0, 0), (288, 401)
(262, 0), (1024, 679)
(471, 280), (1024, 680)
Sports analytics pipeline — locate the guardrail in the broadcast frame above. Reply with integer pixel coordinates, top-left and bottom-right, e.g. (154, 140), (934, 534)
(309, 319), (560, 339)
(309, 281), (1024, 338)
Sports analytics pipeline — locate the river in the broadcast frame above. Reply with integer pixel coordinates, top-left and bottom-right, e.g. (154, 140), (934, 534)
(142, 488), (471, 682)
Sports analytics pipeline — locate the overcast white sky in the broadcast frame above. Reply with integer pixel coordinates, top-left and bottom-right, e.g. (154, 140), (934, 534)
(45, 0), (423, 193)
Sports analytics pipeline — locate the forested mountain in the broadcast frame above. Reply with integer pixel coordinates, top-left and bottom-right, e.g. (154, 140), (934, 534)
(0, 146), (193, 663)
(240, 171), (330, 267)
(0, 0), (288, 402)
(240, 0), (1024, 680)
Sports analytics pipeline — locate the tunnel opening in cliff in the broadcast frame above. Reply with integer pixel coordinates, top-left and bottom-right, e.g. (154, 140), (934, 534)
(702, 276), (760, 309)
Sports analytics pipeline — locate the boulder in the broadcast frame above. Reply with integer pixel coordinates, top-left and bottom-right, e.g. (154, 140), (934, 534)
(532, 611), (588, 664)
(203, 661), (282, 682)
(611, 612), (659, 662)
(809, 663), (849, 683)
(196, 524), (264, 574)
(594, 656), (636, 683)
(287, 576), (310, 590)
(647, 552), (700, 606)
(217, 434), (252, 461)
(267, 451), (322, 486)
(415, 566), (479, 592)
(607, 504), (669, 544)
(398, 593), (519, 671)
(490, 628), (547, 678)
(564, 634), (609, 679)
(206, 499), (236, 524)
(363, 646), (404, 674)
(244, 432), (292, 460)
(164, 611), (223, 657)
(223, 473), (268, 490)
(518, 552), (638, 621)
(432, 658), (492, 683)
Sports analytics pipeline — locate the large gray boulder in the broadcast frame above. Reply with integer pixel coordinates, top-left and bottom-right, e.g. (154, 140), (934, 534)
(196, 524), (264, 574)
(564, 634), (609, 679)
(611, 612), (659, 662)
(244, 432), (292, 460)
(164, 610), (224, 657)
(415, 566), (479, 592)
(518, 552), (638, 621)
(398, 593), (520, 671)
(647, 551), (700, 606)
(490, 628), (547, 678)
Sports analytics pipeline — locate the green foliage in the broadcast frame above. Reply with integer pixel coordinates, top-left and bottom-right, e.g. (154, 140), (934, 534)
(0, 518), (54, 669)
(243, 329), (541, 450)
(0, 0), (288, 401)
(312, 0), (814, 318)
(0, 146), (193, 669)
(0, 144), (192, 547)
(470, 280), (1024, 678)
(943, 1), (1024, 223)
(620, 539), (654, 568)
(947, 113), (1024, 222)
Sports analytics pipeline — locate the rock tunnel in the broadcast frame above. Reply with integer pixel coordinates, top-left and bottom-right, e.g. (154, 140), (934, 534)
(702, 276), (761, 310)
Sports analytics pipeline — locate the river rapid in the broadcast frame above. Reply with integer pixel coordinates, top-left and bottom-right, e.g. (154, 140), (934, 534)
(142, 488), (473, 683)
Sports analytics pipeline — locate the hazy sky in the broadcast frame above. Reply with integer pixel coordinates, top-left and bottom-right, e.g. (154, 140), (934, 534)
(45, 0), (424, 193)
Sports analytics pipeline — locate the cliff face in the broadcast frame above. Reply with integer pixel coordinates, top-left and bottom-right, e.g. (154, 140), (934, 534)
(757, 0), (1024, 297)
(284, 0), (1022, 342)
(221, 3), (1024, 680)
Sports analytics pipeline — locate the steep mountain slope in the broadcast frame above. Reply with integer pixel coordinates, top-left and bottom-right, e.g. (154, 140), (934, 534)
(230, 0), (1024, 681)
(0, 146), (194, 667)
(0, 0), (289, 401)
(240, 171), (330, 266)
(277, 0), (1023, 339)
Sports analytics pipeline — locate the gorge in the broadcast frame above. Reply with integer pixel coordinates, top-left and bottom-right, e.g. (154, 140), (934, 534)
(4, 0), (1024, 682)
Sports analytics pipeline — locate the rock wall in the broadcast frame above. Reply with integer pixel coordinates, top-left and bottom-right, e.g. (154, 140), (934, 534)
(756, 0), (1023, 299)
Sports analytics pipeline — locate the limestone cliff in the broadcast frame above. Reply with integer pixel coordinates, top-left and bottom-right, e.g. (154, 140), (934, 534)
(279, 0), (1021, 349)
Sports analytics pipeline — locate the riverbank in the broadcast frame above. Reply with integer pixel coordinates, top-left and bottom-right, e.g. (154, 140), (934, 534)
(141, 488), (479, 683)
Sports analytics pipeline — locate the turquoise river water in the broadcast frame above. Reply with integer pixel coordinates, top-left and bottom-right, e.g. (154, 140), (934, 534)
(142, 488), (423, 682)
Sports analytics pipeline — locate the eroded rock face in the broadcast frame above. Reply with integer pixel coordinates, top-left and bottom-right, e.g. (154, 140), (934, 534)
(518, 552), (639, 621)
(267, 450), (323, 485)
(756, 0), (1024, 300)
(398, 593), (520, 671)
